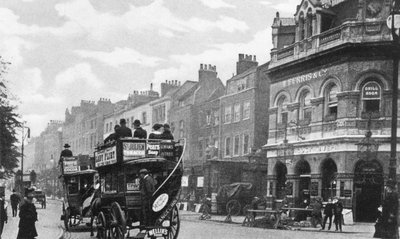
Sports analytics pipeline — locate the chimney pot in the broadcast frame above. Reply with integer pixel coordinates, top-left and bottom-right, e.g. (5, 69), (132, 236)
(276, 12), (280, 18)
(254, 55), (257, 61)
(200, 64), (203, 70)
(205, 64), (207, 70)
(150, 83), (153, 91)
(165, 80), (167, 83)
(208, 64), (212, 70)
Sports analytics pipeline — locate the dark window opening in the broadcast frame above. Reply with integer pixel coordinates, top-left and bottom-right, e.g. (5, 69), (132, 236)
(364, 100), (380, 113)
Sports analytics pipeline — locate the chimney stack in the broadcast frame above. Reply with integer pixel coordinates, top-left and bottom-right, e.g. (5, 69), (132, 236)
(236, 53), (258, 75)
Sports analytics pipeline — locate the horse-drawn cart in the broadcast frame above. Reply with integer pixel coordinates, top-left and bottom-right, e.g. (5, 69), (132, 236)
(216, 182), (256, 216)
(93, 138), (185, 239)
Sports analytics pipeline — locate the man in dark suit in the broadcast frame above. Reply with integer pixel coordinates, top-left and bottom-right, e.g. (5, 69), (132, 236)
(104, 125), (120, 143)
(139, 168), (155, 226)
(133, 120), (147, 139)
(161, 123), (174, 140)
(10, 189), (21, 217)
(116, 119), (132, 138)
(59, 144), (73, 172)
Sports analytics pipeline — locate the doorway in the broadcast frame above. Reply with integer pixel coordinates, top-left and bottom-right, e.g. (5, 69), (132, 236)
(320, 158), (338, 201)
(275, 161), (287, 200)
(354, 160), (383, 222)
(295, 159), (311, 206)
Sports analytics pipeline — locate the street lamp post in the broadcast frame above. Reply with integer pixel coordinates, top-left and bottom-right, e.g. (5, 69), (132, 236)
(20, 122), (30, 193)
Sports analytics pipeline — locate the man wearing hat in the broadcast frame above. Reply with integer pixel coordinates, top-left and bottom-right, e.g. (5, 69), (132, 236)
(161, 123), (174, 140)
(139, 168), (155, 227)
(17, 188), (38, 239)
(59, 143), (73, 172)
(133, 120), (147, 139)
(116, 118), (132, 138)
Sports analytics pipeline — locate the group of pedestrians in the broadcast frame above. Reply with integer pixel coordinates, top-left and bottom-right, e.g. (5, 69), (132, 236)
(0, 188), (38, 239)
(104, 119), (174, 143)
(320, 197), (344, 232)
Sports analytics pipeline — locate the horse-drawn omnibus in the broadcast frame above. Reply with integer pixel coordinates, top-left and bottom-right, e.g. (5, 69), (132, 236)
(60, 156), (98, 231)
(93, 138), (185, 239)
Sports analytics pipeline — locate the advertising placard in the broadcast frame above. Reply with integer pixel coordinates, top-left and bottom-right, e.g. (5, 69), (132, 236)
(181, 176), (189, 187)
(63, 158), (78, 173)
(147, 142), (160, 156)
(197, 176), (204, 187)
(95, 150), (105, 167)
(104, 146), (117, 165)
(123, 142), (146, 160)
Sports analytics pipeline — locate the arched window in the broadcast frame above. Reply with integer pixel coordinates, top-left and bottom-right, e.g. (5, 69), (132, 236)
(361, 80), (381, 114)
(325, 84), (338, 118)
(299, 90), (312, 121)
(299, 12), (305, 41)
(306, 9), (313, 38)
(277, 95), (288, 124)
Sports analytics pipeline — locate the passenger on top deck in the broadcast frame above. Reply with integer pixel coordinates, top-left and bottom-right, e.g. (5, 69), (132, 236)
(148, 123), (164, 139)
(133, 119), (147, 139)
(116, 118), (132, 138)
(161, 123), (174, 140)
(104, 125), (120, 144)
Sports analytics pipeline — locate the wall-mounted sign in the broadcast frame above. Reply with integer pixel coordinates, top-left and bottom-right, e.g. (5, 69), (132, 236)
(282, 69), (328, 87)
(362, 81), (380, 100)
(123, 142), (146, 160)
(197, 177), (204, 188)
(63, 158), (78, 173)
(311, 182), (319, 196)
(181, 176), (189, 187)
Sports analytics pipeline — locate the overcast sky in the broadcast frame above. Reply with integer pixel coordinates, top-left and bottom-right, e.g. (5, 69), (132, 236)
(1, 0), (299, 137)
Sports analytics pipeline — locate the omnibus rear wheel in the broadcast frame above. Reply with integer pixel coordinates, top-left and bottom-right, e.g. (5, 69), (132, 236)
(64, 207), (70, 231)
(166, 205), (180, 239)
(110, 202), (126, 239)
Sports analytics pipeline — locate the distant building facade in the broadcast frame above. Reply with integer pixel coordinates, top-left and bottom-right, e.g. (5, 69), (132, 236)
(169, 64), (225, 200)
(33, 120), (63, 172)
(263, 0), (399, 222)
(203, 54), (270, 197)
(63, 98), (113, 155)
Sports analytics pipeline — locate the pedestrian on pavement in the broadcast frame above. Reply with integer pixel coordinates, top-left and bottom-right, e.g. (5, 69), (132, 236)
(161, 123), (174, 140)
(333, 198), (343, 232)
(17, 188), (38, 239)
(148, 123), (164, 139)
(311, 197), (323, 228)
(10, 189), (20, 217)
(116, 118), (132, 138)
(139, 168), (155, 227)
(133, 120), (147, 139)
(321, 198), (334, 230)
(0, 192), (7, 238)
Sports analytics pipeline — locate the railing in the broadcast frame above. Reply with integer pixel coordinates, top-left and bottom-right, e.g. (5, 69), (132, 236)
(277, 45), (295, 60)
(319, 28), (341, 45)
(271, 20), (388, 66)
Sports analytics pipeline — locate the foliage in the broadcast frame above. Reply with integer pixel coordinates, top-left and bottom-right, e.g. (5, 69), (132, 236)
(0, 57), (21, 178)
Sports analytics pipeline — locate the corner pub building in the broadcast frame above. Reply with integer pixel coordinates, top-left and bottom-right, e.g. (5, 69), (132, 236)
(262, 0), (400, 222)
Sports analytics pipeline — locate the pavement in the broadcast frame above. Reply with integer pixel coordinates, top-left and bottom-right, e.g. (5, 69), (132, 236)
(1, 199), (64, 239)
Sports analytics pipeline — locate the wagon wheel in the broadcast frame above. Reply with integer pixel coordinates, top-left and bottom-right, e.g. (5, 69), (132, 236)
(96, 211), (107, 239)
(226, 200), (241, 216)
(109, 202), (126, 239)
(166, 205), (180, 239)
(64, 207), (70, 231)
(242, 204), (254, 227)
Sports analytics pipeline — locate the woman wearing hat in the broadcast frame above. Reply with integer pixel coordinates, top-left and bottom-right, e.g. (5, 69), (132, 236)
(17, 188), (38, 239)
(148, 124), (164, 140)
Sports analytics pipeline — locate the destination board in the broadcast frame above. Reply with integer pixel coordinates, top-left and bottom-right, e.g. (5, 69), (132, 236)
(95, 146), (117, 167)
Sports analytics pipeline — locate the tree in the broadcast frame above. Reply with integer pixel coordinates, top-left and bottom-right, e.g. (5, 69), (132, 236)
(0, 57), (21, 178)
